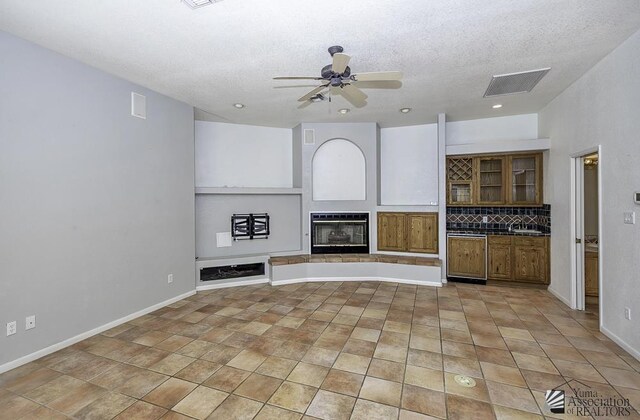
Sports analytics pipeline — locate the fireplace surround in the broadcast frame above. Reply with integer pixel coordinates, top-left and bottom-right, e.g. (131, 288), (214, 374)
(310, 212), (369, 254)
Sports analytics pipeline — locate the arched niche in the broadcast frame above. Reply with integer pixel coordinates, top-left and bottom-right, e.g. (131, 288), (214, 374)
(312, 139), (366, 201)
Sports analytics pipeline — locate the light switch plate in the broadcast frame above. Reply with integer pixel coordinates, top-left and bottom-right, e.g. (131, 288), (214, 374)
(216, 232), (232, 247)
(624, 212), (636, 224)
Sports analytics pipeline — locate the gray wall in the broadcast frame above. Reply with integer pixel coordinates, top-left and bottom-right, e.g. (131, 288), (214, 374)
(0, 32), (196, 367)
(196, 195), (302, 258)
(539, 29), (640, 356)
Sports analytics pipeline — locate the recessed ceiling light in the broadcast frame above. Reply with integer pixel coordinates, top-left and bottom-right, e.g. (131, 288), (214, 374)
(400, 108), (412, 114)
(492, 104), (503, 109)
(233, 103), (245, 109)
(338, 108), (350, 114)
(182, 0), (219, 9)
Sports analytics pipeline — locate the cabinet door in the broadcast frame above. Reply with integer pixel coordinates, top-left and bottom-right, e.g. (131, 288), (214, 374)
(377, 213), (406, 251)
(585, 251), (599, 297)
(447, 236), (486, 279)
(488, 237), (512, 280)
(476, 157), (506, 205)
(447, 157), (474, 205)
(508, 154), (542, 205)
(513, 238), (547, 283)
(406, 213), (438, 254)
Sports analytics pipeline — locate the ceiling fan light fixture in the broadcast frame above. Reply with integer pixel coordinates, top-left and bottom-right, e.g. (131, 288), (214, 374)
(182, 0), (220, 9)
(338, 108), (350, 114)
(400, 107), (412, 114)
(233, 103), (245, 109)
(492, 104), (503, 109)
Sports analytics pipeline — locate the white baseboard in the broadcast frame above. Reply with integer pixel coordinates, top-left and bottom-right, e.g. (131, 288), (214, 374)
(196, 278), (270, 291)
(547, 286), (572, 308)
(0, 290), (196, 375)
(270, 277), (442, 287)
(600, 325), (640, 362)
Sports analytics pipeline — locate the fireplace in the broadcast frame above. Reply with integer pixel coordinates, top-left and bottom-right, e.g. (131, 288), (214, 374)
(310, 212), (369, 254)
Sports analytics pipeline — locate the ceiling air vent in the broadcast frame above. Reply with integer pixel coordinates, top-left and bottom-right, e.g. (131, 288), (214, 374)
(182, 0), (221, 9)
(484, 68), (550, 97)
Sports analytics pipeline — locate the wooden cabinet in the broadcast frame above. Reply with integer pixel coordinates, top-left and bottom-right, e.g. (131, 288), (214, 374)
(447, 236), (486, 279)
(487, 236), (512, 279)
(377, 212), (438, 254)
(447, 157), (474, 205)
(508, 154), (543, 205)
(447, 152), (543, 206)
(377, 212), (406, 252)
(585, 251), (599, 297)
(476, 156), (506, 205)
(486, 236), (549, 284)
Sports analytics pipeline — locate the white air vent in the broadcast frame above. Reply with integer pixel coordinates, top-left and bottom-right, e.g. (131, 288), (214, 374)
(183, 0), (221, 9)
(304, 129), (315, 145)
(131, 92), (146, 119)
(484, 68), (550, 97)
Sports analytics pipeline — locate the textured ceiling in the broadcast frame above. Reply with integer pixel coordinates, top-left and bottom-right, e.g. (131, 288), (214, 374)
(1, 0), (640, 128)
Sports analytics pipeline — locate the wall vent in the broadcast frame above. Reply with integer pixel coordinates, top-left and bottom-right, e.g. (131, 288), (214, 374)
(304, 129), (315, 145)
(131, 92), (146, 119)
(484, 68), (550, 97)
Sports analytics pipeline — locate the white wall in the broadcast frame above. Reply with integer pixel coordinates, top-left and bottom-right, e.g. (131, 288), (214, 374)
(0, 32), (195, 368)
(446, 114), (538, 145)
(380, 124), (439, 205)
(539, 29), (640, 357)
(312, 139), (366, 201)
(195, 121), (293, 188)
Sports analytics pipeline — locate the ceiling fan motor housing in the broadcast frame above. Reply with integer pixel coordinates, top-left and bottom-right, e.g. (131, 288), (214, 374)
(321, 64), (351, 81)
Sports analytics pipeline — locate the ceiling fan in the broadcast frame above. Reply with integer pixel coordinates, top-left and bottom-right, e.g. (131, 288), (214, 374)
(273, 46), (403, 108)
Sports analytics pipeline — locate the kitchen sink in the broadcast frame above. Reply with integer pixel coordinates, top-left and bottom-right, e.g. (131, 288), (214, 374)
(511, 229), (542, 234)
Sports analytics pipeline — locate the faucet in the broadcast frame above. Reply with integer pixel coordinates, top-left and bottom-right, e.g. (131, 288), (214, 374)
(508, 216), (523, 232)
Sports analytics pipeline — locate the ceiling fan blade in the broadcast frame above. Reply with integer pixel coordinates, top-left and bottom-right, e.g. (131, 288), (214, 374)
(332, 53), (351, 74)
(298, 85), (328, 102)
(352, 71), (403, 82)
(352, 80), (403, 90)
(274, 76), (324, 80)
(340, 84), (368, 108)
(297, 101), (313, 109)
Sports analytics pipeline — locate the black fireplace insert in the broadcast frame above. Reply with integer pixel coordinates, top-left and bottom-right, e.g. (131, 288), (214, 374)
(310, 212), (369, 254)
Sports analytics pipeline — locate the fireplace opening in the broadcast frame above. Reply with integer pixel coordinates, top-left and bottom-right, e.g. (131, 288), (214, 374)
(310, 213), (369, 254)
(200, 262), (265, 282)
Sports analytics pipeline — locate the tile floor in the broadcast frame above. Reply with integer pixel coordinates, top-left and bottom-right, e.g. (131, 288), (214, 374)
(1, 281), (639, 419)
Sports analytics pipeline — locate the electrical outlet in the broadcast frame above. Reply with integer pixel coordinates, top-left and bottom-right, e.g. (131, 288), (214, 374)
(168, 274), (173, 284)
(482, 216), (488, 223)
(625, 307), (631, 320)
(6, 321), (16, 336)
(624, 212), (636, 224)
(26, 315), (36, 330)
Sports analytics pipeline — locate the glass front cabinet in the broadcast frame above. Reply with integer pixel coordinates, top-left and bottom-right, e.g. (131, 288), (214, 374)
(447, 153), (542, 206)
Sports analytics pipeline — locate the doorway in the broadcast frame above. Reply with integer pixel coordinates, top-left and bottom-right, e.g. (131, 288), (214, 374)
(570, 147), (602, 319)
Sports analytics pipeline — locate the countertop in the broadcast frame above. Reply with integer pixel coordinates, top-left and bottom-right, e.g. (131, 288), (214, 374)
(447, 229), (550, 237)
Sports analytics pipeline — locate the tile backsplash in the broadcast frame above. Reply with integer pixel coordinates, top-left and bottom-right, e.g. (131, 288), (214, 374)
(447, 205), (550, 233)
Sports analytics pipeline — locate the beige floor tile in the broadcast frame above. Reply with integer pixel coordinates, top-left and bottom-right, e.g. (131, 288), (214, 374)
(208, 395), (263, 420)
(407, 349), (443, 371)
(342, 339), (377, 357)
(367, 358), (405, 382)
(306, 390), (355, 420)
(443, 355), (483, 378)
(116, 370), (169, 399)
(203, 366), (250, 392)
(114, 400), (167, 419)
(254, 404), (302, 420)
(374, 343), (408, 363)
(480, 362), (527, 387)
(149, 353), (195, 376)
(234, 373), (282, 402)
(383, 320), (411, 334)
(333, 352), (371, 375)
(359, 376), (402, 406)
(73, 391), (135, 420)
(268, 381), (318, 413)
(472, 333), (508, 350)
(401, 384), (446, 418)
(512, 353), (559, 374)
(227, 350), (268, 371)
(17, 405), (70, 420)
(597, 366), (640, 389)
(486, 380), (540, 414)
(476, 347), (516, 367)
(493, 405), (542, 420)
(444, 372), (490, 402)
(498, 327), (535, 342)
(172, 386), (228, 419)
(351, 398), (399, 420)
(255, 356), (298, 379)
(3, 367), (61, 395)
(554, 359), (607, 383)
(405, 365), (444, 391)
(409, 336), (441, 353)
(446, 394), (496, 420)
(321, 369), (364, 397)
(142, 378), (197, 409)
(47, 381), (107, 415)
(286, 363), (329, 387)
(301, 347), (339, 367)
(174, 360), (221, 383)
(0, 392), (40, 420)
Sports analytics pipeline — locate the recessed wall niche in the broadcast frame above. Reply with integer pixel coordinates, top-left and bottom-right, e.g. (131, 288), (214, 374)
(312, 138), (366, 201)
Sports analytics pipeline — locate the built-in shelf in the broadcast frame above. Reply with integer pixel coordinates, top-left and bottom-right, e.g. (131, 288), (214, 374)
(195, 187), (303, 195)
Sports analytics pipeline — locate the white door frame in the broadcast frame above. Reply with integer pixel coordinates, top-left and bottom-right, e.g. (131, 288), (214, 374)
(569, 146), (603, 322)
